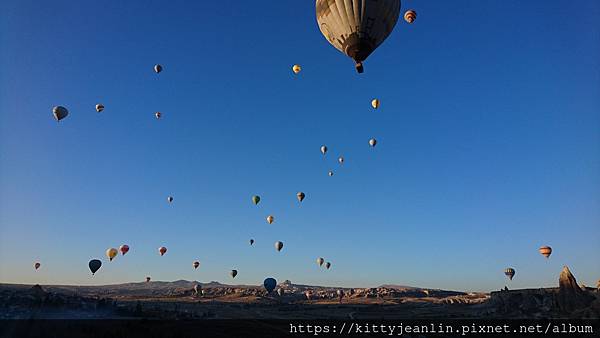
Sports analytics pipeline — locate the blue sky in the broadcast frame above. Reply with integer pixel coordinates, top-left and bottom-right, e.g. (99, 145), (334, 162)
(0, 0), (598, 292)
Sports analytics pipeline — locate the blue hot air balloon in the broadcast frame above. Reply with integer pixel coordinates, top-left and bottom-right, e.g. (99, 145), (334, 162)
(263, 277), (277, 293)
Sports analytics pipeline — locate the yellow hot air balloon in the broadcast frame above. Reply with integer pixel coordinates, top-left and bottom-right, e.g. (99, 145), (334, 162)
(106, 248), (118, 261)
(292, 64), (301, 74)
(371, 99), (380, 109)
(316, 0), (401, 73)
(266, 215), (274, 224)
(539, 246), (552, 258)
(404, 10), (417, 23)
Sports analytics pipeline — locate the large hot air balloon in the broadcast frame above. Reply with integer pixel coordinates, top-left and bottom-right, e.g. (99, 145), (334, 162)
(154, 64), (163, 73)
(52, 106), (69, 122)
(297, 192), (305, 202)
(155, 112), (162, 119)
(34, 262), (41, 270)
(167, 196), (173, 203)
(292, 64), (301, 74)
(404, 10), (416, 23)
(193, 261), (200, 269)
(249, 239), (255, 246)
(252, 195), (261, 205)
(159, 246), (167, 256)
(266, 215), (274, 224)
(316, 0), (401, 73)
(371, 99), (380, 109)
(275, 241), (284, 252)
(146, 276), (151, 282)
(119, 245), (129, 255)
(504, 268), (515, 281)
(230, 269), (238, 278)
(369, 138), (377, 147)
(539, 246), (552, 258)
(320, 145), (328, 155)
(95, 104), (104, 112)
(325, 262), (331, 270)
(263, 277), (277, 293)
(89, 259), (102, 275)
(317, 257), (325, 267)
(106, 248), (118, 261)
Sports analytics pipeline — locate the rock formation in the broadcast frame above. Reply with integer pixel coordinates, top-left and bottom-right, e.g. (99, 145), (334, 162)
(556, 266), (593, 314)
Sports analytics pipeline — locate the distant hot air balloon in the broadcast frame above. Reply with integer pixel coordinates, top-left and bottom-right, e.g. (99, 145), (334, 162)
(539, 246), (552, 259)
(159, 246), (167, 256)
(404, 10), (417, 24)
(119, 245), (129, 255)
(252, 195), (261, 205)
(316, 0), (401, 73)
(95, 104), (104, 112)
(328, 170), (334, 177)
(338, 156), (344, 164)
(275, 241), (284, 252)
(167, 196), (173, 203)
(52, 106), (69, 122)
(325, 262), (331, 270)
(249, 239), (255, 246)
(292, 65), (301, 74)
(317, 257), (324, 267)
(89, 259), (102, 275)
(193, 261), (200, 269)
(305, 291), (312, 300)
(337, 289), (344, 302)
(230, 269), (238, 278)
(504, 268), (515, 281)
(371, 99), (380, 109)
(369, 138), (377, 147)
(154, 64), (163, 73)
(266, 215), (274, 224)
(194, 284), (200, 294)
(146, 276), (151, 282)
(263, 277), (277, 293)
(106, 248), (118, 261)
(277, 288), (284, 296)
(320, 145), (328, 155)
(34, 262), (41, 270)
(297, 192), (305, 202)
(155, 112), (162, 119)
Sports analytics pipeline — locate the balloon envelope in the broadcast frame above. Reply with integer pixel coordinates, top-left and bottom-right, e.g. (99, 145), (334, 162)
(539, 246), (552, 258)
(252, 195), (261, 205)
(266, 215), (274, 224)
(275, 241), (284, 252)
(371, 99), (380, 109)
(504, 268), (515, 280)
(34, 262), (41, 270)
(325, 262), (331, 269)
(297, 192), (305, 202)
(230, 270), (238, 278)
(119, 245), (129, 255)
(154, 64), (163, 73)
(263, 277), (277, 293)
(193, 261), (200, 269)
(250, 239), (255, 245)
(52, 106), (69, 121)
(404, 10), (417, 23)
(292, 65), (301, 74)
(317, 257), (324, 266)
(106, 248), (118, 261)
(89, 259), (102, 275)
(95, 104), (104, 112)
(159, 246), (167, 256)
(320, 145), (328, 155)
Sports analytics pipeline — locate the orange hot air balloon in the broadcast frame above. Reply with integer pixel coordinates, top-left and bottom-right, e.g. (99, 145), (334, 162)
(34, 262), (41, 270)
(266, 215), (274, 224)
(539, 246), (552, 258)
(404, 10), (417, 24)
(193, 261), (200, 269)
(119, 245), (129, 255)
(159, 246), (167, 256)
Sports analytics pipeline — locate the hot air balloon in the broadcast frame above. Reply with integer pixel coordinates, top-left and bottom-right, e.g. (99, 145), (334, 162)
(337, 289), (344, 302)
(317, 257), (324, 267)
(266, 215), (274, 224)
(194, 284), (200, 295)
(404, 10), (417, 23)
(155, 112), (162, 119)
(369, 138), (377, 147)
(305, 291), (312, 300)
(167, 196), (173, 203)
(193, 261), (200, 269)
(297, 192), (305, 202)
(34, 262), (41, 270)
(119, 245), (129, 255)
(275, 241), (284, 252)
(146, 276), (151, 282)
(230, 269), (238, 278)
(292, 64), (301, 74)
(325, 262), (331, 269)
(328, 170), (334, 176)
(371, 99), (380, 109)
(316, 0), (401, 73)
(89, 259), (102, 275)
(52, 106), (69, 122)
(154, 64), (163, 73)
(338, 156), (344, 164)
(252, 195), (261, 205)
(504, 268), (515, 281)
(263, 277), (277, 293)
(159, 246), (167, 256)
(539, 246), (552, 258)
(95, 104), (104, 112)
(249, 239), (255, 246)
(106, 248), (118, 261)
(320, 145), (328, 155)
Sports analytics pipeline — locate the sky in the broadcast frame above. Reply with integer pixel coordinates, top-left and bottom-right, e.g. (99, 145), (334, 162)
(0, 0), (599, 292)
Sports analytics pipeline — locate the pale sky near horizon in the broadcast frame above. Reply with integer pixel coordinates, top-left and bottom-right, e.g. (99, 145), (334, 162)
(1, 0), (599, 292)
